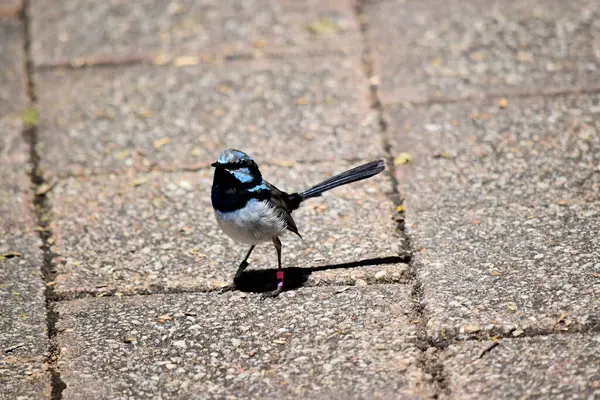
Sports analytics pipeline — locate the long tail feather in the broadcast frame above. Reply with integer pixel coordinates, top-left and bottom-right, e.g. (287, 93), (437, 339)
(298, 160), (385, 200)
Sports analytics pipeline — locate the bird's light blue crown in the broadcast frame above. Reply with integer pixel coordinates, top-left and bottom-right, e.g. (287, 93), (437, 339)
(218, 149), (252, 164)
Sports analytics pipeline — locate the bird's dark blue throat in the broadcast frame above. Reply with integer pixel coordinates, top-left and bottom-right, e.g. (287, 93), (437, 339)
(211, 163), (269, 213)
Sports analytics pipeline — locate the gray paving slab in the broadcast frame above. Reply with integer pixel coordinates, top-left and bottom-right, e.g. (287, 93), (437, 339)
(0, 19), (27, 117)
(0, 235), (47, 359)
(56, 285), (432, 399)
(49, 161), (406, 297)
(442, 333), (600, 399)
(30, 0), (360, 66)
(35, 55), (380, 178)
(366, 0), (600, 103)
(0, 360), (51, 400)
(0, 235), (51, 399)
(388, 94), (600, 339)
(0, 119), (35, 239)
(0, 0), (22, 17)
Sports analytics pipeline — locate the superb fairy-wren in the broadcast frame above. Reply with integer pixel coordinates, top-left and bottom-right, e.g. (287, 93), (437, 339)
(211, 149), (385, 299)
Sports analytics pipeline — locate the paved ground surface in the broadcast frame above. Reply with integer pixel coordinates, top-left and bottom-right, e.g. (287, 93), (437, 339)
(1, 0), (599, 399)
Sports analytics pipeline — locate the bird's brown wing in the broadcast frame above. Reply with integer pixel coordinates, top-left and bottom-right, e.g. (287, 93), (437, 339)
(264, 181), (302, 238)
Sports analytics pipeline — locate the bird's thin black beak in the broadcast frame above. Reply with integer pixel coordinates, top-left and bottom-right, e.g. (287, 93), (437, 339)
(211, 162), (218, 168)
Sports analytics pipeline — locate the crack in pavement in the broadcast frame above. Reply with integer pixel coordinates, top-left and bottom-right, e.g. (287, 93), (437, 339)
(21, 0), (66, 398)
(355, 0), (448, 398)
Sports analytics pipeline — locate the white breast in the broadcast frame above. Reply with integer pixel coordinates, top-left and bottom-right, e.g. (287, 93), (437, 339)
(214, 199), (287, 244)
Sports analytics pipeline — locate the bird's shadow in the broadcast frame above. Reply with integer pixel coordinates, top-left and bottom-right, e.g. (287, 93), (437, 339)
(232, 256), (406, 294)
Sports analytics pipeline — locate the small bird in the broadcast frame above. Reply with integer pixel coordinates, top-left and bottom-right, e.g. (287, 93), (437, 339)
(211, 149), (385, 299)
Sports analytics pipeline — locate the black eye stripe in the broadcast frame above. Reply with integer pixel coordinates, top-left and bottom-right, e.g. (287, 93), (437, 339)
(218, 162), (250, 170)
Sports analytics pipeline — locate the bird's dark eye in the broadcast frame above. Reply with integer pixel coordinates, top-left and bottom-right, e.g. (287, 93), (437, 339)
(220, 160), (254, 170)
(217, 162), (240, 170)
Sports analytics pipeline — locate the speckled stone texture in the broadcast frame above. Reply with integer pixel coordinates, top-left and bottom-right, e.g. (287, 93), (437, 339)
(0, 16), (49, 400)
(366, 0), (600, 103)
(49, 161), (406, 297)
(0, 119), (35, 238)
(442, 334), (600, 399)
(0, 235), (51, 399)
(56, 285), (431, 399)
(35, 55), (380, 178)
(0, 0), (22, 17)
(0, 20), (34, 238)
(0, 236), (47, 359)
(0, 19), (27, 117)
(389, 94), (600, 339)
(30, 0), (360, 65)
(0, 362), (51, 400)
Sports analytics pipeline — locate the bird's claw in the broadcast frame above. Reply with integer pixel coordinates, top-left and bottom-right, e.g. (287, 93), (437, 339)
(260, 287), (283, 300)
(218, 283), (236, 294)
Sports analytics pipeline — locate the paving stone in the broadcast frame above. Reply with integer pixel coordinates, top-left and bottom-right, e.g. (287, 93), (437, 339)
(366, 0), (600, 103)
(0, 235), (47, 359)
(35, 55), (380, 178)
(49, 161), (404, 297)
(0, 0), (22, 17)
(0, 235), (51, 399)
(442, 334), (600, 399)
(388, 94), (600, 339)
(30, 0), (360, 66)
(56, 285), (431, 399)
(0, 360), (51, 400)
(0, 119), (35, 238)
(0, 19), (27, 117)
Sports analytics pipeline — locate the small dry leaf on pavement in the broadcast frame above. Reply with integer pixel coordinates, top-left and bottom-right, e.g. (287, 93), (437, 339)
(306, 18), (339, 35)
(1, 251), (23, 259)
(393, 152), (412, 165)
(130, 177), (149, 187)
(153, 137), (171, 149)
(173, 56), (199, 66)
(432, 152), (453, 159)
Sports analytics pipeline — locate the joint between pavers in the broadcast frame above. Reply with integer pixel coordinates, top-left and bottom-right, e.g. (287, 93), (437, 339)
(21, 0), (66, 398)
(382, 83), (600, 110)
(32, 47), (357, 72)
(42, 156), (385, 182)
(409, 279), (451, 397)
(53, 281), (417, 304)
(434, 320), (600, 344)
(355, 1), (447, 398)
(354, 0), (407, 235)
(52, 256), (412, 302)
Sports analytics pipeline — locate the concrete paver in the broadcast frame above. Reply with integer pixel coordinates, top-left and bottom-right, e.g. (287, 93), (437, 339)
(6, 0), (600, 397)
(389, 94), (600, 339)
(49, 162), (406, 297)
(0, 0), (22, 17)
(0, 19), (27, 115)
(442, 333), (600, 399)
(366, 0), (600, 103)
(0, 235), (51, 399)
(0, 16), (49, 400)
(30, 0), (360, 66)
(0, 120), (35, 238)
(35, 55), (379, 178)
(55, 285), (432, 399)
(0, 236), (47, 358)
(0, 361), (51, 400)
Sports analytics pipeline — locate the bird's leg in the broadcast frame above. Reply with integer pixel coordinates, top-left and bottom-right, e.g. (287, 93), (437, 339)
(219, 245), (255, 294)
(261, 237), (284, 300)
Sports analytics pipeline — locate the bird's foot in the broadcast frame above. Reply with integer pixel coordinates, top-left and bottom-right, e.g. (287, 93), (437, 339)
(218, 283), (236, 294)
(260, 271), (285, 300)
(260, 285), (283, 300)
